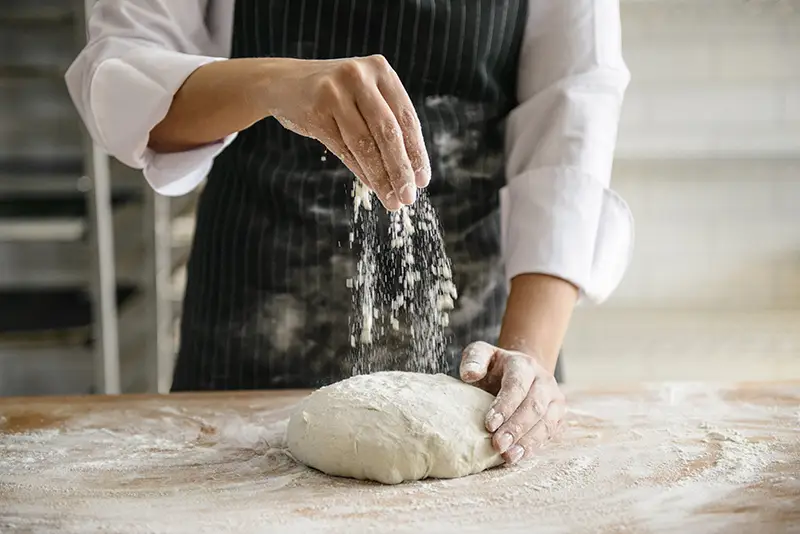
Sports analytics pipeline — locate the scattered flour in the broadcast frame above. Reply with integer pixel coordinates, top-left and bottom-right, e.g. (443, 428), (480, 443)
(348, 180), (456, 375)
(1, 383), (798, 533)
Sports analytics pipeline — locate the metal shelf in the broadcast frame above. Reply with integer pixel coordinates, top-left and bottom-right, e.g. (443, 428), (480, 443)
(0, 218), (84, 242)
(0, 343), (93, 397)
(0, 158), (143, 197)
(0, 6), (75, 27)
(0, 0), (121, 395)
(0, 65), (66, 80)
(0, 0), (197, 397)
(0, 208), (192, 290)
(0, 329), (89, 349)
(0, 165), (90, 196)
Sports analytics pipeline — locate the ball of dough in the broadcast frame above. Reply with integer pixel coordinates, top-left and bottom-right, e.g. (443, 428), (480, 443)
(286, 371), (503, 484)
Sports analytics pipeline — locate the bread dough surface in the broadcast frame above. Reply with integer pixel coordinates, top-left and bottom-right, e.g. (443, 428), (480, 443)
(286, 371), (502, 485)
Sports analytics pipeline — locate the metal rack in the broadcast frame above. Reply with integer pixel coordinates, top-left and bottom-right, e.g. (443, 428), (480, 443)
(0, 0), (194, 396)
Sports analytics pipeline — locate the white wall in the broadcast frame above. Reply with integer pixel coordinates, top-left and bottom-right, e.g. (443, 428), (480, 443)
(564, 1), (800, 382)
(608, 0), (800, 310)
(610, 159), (800, 310)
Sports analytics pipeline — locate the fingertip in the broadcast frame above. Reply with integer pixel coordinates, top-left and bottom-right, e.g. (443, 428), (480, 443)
(485, 409), (504, 433)
(504, 445), (524, 465)
(398, 182), (417, 205)
(460, 361), (483, 382)
(414, 166), (431, 189)
(382, 191), (403, 211)
(462, 341), (491, 359)
(460, 342), (495, 381)
(462, 361), (482, 374)
(494, 431), (514, 454)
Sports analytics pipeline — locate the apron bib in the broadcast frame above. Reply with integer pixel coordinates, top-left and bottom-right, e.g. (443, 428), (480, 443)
(173, 0), (528, 391)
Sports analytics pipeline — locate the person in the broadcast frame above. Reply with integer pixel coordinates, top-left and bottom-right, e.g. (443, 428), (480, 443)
(66, 0), (633, 466)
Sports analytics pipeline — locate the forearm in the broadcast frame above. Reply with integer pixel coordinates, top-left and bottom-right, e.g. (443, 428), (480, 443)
(148, 58), (281, 153)
(497, 274), (578, 373)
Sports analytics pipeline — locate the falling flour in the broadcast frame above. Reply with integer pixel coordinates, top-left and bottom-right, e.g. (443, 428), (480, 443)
(348, 180), (456, 375)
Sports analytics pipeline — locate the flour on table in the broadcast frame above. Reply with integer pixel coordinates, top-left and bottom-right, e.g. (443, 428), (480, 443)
(1, 383), (798, 534)
(286, 372), (502, 484)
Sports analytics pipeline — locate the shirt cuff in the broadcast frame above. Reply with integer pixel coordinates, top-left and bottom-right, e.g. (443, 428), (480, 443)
(140, 135), (237, 196)
(500, 168), (634, 305)
(89, 48), (234, 196)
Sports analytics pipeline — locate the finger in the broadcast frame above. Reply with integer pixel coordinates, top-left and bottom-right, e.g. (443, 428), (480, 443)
(494, 375), (560, 453)
(318, 119), (369, 185)
(339, 150), (368, 185)
(459, 341), (497, 383)
(503, 401), (566, 465)
(488, 357), (536, 445)
(335, 146), (372, 191)
(376, 71), (431, 189)
(334, 101), (402, 210)
(356, 85), (416, 205)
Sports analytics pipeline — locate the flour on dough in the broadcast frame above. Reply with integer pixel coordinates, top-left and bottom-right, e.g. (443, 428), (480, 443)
(285, 371), (503, 485)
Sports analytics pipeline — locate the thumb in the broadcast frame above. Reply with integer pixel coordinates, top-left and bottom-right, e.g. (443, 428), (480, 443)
(460, 342), (497, 383)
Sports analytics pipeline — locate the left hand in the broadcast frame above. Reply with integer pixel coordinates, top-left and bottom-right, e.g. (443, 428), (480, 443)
(460, 341), (566, 465)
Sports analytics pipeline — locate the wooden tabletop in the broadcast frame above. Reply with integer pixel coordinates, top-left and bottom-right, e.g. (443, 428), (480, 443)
(1, 382), (799, 534)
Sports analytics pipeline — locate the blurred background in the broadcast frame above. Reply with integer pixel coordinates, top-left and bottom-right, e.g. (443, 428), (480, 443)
(0, 0), (798, 396)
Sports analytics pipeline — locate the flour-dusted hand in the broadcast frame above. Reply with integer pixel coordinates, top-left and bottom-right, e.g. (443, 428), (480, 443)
(262, 55), (430, 210)
(460, 341), (566, 464)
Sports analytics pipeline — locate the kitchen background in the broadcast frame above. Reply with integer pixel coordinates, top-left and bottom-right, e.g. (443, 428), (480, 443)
(0, 0), (798, 396)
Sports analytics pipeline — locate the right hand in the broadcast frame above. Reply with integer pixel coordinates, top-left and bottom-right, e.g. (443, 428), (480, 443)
(460, 342), (566, 464)
(263, 55), (430, 211)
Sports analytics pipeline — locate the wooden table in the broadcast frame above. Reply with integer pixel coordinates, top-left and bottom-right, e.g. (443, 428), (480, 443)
(1, 382), (799, 533)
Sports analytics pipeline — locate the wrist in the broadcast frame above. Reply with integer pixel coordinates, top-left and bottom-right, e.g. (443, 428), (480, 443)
(502, 342), (559, 373)
(498, 273), (577, 374)
(238, 57), (292, 120)
(498, 341), (557, 375)
(251, 57), (313, 119)
(150, 57), (293, 152)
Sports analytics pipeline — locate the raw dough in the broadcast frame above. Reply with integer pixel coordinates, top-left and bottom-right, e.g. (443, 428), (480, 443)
(285, 371), (503, 484)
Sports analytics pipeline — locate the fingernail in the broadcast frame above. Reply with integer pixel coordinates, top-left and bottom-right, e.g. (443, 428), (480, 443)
(507, 445), (524, 465)
(415, 168), (430, 188)
(497, 432), (514, 453)
(399, 183), (417, 205)
(486, 411), (504, 433)
(384, 191), (402, 211)
(406, 186), (417, 204)
(462, 361), (481, 376)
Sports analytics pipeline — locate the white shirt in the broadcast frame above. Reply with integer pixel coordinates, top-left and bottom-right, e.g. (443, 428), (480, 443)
(65, 0), (633, 304)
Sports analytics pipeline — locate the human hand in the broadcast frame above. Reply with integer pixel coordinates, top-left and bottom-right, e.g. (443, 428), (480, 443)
(263, 55), (430, 210)
(460, 341), (566, 465)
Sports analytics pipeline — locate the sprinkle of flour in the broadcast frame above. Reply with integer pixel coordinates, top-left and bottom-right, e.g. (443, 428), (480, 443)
(348, 180), (456, 375)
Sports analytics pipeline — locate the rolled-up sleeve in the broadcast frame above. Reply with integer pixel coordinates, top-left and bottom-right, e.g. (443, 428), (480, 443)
(65, 0), (236, 196)
(501, 0), (634, 304)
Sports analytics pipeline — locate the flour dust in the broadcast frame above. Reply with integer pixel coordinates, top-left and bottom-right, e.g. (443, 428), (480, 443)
(348, 180), (457, 375)
(2, 384), (799, 533)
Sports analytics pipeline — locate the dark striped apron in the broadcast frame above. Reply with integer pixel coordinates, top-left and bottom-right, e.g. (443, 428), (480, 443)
(172, 0), (529, 391)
